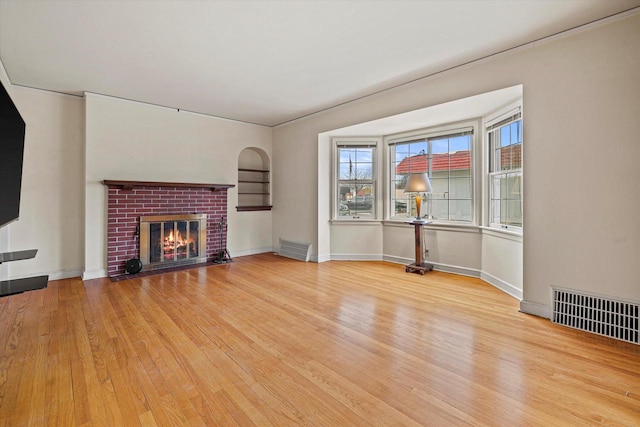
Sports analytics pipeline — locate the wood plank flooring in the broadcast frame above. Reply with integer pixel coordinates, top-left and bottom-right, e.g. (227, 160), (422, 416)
(1, 253), (639, 426)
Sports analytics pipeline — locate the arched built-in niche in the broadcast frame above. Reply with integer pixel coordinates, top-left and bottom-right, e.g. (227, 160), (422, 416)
(237, 147), (272, 211)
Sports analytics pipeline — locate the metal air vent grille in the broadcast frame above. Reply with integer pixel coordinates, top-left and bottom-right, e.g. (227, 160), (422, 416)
(278, 238), (311, 262)
(553, 288), (639, 344)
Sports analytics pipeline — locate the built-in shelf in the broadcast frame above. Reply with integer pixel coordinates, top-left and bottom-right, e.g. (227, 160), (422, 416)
(238, 168), (268, 172)
(237, 168), (271, 211)
(103, 180), (235, 191)
(236, 205), (273, 212)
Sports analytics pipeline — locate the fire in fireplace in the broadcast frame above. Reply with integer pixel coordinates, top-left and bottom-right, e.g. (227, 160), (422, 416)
(139, 213), (207, 271)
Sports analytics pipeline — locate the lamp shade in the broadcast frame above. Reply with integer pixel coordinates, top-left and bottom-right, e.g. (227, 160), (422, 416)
(404, 173), (432, 193)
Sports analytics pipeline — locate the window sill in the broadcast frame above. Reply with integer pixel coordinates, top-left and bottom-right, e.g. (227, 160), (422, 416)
(330, 219), (381, 225)
(382, 220), (480, 233)
(480, 226), (523, 241)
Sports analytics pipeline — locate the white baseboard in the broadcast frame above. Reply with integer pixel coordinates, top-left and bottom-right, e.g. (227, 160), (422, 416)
(383, 255), (482, 279)
(431, 262), (481, 279)
(48, 268), (84, 281)
(82, 268), (107, 281)
(312, 253), (331, 263)
(381, 254), (527, 300)
(78, 252), (525, 307)
(382, 254), (412, 265)
(519, 300), (552, 319)
(232, 246), (273, 258)
(481, 271), (522, 300)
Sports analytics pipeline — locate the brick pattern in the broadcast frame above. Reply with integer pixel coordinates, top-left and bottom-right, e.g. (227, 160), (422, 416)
(106, 185), (228, 277)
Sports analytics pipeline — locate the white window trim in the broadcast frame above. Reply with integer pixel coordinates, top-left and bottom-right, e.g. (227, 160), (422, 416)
(332, 136), (382, 222)
(483, 101), (523, 235)
(384, 119), (480, 224)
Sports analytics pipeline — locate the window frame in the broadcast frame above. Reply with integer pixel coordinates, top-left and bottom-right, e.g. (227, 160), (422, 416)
(384, 121), (478, 224)
(332, 137), (381, 221)
(485, 106), (523, 233)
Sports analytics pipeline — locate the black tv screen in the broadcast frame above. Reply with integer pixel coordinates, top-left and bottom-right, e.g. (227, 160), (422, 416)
(0, 80), (26, 228)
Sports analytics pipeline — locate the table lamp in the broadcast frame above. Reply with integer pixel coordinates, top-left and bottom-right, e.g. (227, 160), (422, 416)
(404, 173), (432, 221)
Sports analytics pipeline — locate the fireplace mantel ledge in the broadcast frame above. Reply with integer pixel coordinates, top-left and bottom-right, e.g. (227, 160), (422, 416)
(102, 180), (235, 191)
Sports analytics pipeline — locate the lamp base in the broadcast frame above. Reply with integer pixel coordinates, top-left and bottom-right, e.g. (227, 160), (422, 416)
(405, 262), (433, 275)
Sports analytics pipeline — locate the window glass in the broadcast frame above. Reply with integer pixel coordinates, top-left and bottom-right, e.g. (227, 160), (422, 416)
(389, 131), (473, 222)
(336, 144), (376, 219)
(488, 115), (522, 230)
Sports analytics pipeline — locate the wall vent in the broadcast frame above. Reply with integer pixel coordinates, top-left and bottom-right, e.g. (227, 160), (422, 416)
(278, 238), (311, 262)
(552, 288), (639, 345)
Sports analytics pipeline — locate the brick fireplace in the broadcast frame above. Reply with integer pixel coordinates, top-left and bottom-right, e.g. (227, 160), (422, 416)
(103, 180), (234, 277)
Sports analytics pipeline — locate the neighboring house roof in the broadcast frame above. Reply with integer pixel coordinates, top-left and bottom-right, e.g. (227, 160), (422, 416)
(396, 146), (520, 174)
(396, 151), (471, 174)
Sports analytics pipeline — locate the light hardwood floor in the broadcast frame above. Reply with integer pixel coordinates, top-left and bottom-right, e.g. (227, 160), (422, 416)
(1, 253), (639, 426)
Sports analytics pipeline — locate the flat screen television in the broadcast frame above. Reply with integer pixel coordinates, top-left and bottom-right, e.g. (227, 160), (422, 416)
(0, 80), (26, 228)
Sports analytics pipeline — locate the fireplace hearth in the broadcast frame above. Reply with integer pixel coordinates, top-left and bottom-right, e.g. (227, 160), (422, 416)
(140, 213), (207, 271)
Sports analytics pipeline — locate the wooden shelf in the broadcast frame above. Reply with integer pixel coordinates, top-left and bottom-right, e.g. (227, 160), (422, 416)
(103, 180), (235, 191)
(237, 168), (270, 211)
(236, 205), (273, 212)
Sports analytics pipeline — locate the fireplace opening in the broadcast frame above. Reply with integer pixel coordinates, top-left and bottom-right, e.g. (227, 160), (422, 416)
(150, 221), (199, 262)
(140, 213), (207, 271)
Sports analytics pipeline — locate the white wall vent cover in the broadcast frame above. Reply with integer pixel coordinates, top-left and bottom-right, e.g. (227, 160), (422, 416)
(278, 238), (311, 262)
(552, 288), (639, 345)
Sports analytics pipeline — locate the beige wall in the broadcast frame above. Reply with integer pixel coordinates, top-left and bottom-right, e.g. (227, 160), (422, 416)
(330, 223), (383, 259)
(84, 94), (273, 279)
(521, 14), (640, 313)
(273, 13), (640, 315)
(0, 63), (85, 280)
(481, 232), (523, 299)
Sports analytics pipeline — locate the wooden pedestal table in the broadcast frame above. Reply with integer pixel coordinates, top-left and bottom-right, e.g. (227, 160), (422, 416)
(405, 220), (433, 275)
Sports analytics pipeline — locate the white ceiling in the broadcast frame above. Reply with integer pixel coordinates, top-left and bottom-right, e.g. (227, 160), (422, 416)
(0, 1), (638, 127)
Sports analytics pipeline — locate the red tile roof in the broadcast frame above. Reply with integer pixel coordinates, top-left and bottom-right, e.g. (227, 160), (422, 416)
(396, 151), (471, 174)
(396, 145), (520, 174)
